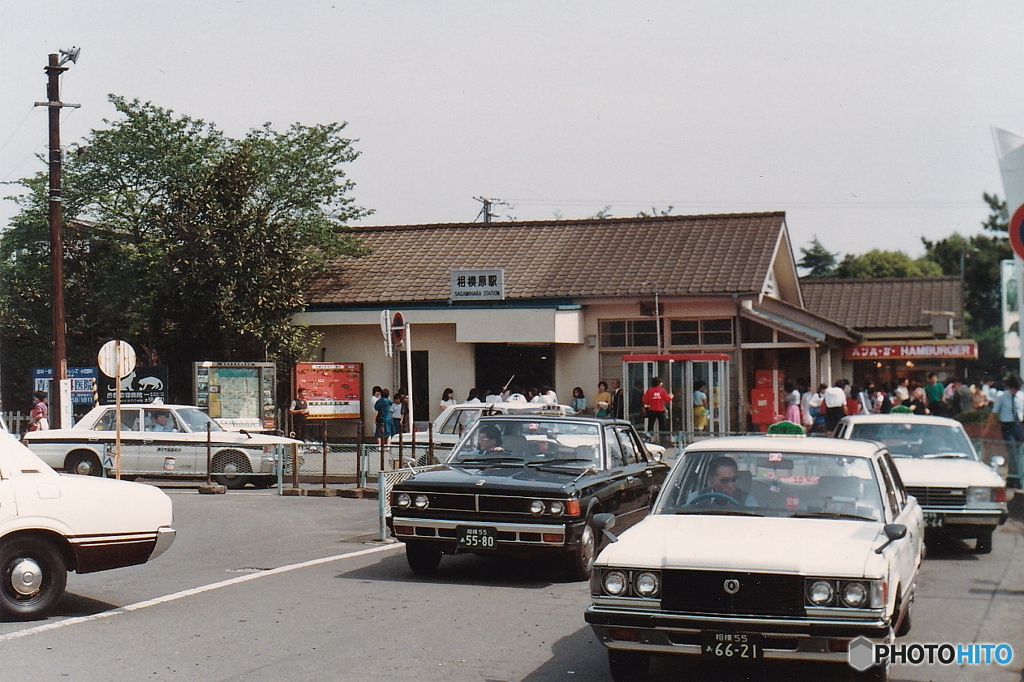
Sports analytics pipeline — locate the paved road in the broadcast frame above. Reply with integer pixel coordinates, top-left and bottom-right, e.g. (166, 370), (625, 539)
(0, 486), (1021, 682)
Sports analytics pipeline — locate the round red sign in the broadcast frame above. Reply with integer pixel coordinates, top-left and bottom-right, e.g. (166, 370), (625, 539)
(1010, 203), (1024, 261)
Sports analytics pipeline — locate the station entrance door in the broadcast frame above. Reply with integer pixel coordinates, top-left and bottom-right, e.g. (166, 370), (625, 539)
(622, 354), (730, 434)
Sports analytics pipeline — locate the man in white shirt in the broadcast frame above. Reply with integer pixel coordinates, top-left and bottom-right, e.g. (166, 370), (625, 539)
(822, 380), (848, 433)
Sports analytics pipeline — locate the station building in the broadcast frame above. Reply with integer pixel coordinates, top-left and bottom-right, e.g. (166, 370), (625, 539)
(294, 212), (879, 436)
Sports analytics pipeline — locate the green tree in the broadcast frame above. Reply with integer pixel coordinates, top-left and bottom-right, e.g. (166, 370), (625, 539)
(834, 249), (943, 278)
(797, 236), (838, 278)
(982, 192), (1008, 232)
(0, 96), (370, 408)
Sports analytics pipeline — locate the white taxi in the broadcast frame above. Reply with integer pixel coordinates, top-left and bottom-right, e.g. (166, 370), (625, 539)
(835, 413), (1007, 554)
(585, 436), (923, 681)
(24, 402), (303, 489)
(0, 430), (174, 619)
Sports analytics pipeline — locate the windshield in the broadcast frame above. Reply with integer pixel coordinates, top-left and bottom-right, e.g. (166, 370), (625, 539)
(653, 449), (884, 520)
(449, 419), (601, 467)
(175, 408), (224, 433)
(847, 422), (977, 460)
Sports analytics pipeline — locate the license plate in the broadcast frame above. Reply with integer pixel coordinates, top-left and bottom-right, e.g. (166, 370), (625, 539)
(457, 526), (497, 550)
(924, 513), (944, 528)
(701, 631), (763, 659)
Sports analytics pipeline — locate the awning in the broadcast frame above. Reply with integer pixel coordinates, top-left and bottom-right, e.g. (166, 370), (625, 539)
(844, 340), (978, 361)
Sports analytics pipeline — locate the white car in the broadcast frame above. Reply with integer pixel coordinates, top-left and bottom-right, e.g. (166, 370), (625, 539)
(835, 413), (1008, 554)
(585, 436), (923, 681)
(23, 403), (303, 489)
(0, 430), (174, 619)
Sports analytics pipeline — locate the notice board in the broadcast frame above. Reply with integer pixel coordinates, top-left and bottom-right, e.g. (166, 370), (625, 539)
(294, 363), (362, 419)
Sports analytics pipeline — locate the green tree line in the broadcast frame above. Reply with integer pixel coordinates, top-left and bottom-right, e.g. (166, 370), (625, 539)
(1, 96), (370, 411)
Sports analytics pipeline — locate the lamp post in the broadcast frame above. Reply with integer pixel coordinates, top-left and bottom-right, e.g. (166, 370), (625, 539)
(36, 47), (80, 428)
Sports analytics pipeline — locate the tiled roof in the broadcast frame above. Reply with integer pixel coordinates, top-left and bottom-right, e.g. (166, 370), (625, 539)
(307, 212), (786, 305)
(800, 277), (964, 332)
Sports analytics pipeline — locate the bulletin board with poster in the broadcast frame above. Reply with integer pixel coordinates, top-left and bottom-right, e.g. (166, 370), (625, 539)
(295, 363), (362, 418)
(193, 362), (277, 431)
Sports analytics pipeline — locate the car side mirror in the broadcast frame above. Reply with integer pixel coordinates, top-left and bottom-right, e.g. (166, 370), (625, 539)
(593, 512), (619, 543)
(990, 454), (1006, 468)
(875, 523), (907, 554)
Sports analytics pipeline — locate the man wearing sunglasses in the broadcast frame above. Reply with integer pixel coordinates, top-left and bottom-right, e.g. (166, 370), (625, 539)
(687, 456), (758, 506)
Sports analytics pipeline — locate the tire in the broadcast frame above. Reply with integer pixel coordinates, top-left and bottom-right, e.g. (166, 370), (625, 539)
(894, 594), (912, 637)
(563, 519), (597, 582)
(251, 475), (276, 489)
(975, 532), (993, 555)
(65, 450), (103, 477)
(211, 450), (253, 489)
(0, 536), (68, 620)
(607, 650), (650, 682)
(406, 543), (442, 574)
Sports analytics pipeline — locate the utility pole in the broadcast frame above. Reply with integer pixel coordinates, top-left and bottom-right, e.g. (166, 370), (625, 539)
(473, 196), (510, 223)
(36, 48), (80, 428)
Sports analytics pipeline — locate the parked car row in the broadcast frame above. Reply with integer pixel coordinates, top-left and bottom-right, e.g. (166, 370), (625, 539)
(386, 409), (1004, 681)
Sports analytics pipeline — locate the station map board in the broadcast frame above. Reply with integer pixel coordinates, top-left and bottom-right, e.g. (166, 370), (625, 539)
(295, 363), (362, 419)
(194, 362), (276, 431)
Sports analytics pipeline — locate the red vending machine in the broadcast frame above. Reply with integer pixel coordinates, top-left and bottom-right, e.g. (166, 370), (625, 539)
(750, 370), (785, 430)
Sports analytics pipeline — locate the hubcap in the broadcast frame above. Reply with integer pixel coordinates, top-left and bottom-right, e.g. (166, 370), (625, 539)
(581, 524), (595, 566)
(10, 558), (43, 596)
(74, 459), (93, 475)
(221, 462), (239, 475)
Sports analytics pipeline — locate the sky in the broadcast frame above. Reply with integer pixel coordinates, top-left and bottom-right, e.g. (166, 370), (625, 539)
(2, 1), (1024, 261)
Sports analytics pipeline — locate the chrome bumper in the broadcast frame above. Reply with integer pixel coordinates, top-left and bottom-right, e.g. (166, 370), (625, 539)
(150, 526), (176, 560)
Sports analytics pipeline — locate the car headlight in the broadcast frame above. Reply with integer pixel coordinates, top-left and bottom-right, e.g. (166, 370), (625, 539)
(549, 501), (565, 516)
(807, 579), (835, 606)
(529, 500), (545, 515)
(603, 570), (628, 596)
(634, 571), (661, 598)
(413, 494), (429, 510)
(968, 487), (994, 503)
(840, 581), (869, 608)
(395, 493), (411, 508)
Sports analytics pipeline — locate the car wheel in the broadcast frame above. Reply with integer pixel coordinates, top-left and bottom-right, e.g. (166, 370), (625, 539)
(405, 543), (442, 574)
(975, 532), (993, 554)
(250, 475), (276, 489)
(607, 650), (650, 681)
(65, 450), (103, 477)
(0, 536), (68, 620)
(211, 450), (252, 489)
(563, 519), (597, 582)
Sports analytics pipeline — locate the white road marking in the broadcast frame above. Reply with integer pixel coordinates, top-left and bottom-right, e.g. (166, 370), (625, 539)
(0, 542), (402, 642)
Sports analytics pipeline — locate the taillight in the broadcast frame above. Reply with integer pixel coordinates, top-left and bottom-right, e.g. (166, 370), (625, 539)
(996, 487), (1007, 503)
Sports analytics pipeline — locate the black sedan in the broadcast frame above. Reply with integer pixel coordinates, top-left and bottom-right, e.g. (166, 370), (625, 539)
(387, 415), (669, 580)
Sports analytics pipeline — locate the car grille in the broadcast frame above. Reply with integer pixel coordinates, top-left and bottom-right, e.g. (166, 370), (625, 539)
(661, 570), (806, 618)
(905, 486), (967, 508)
(400, 490), (554, 515)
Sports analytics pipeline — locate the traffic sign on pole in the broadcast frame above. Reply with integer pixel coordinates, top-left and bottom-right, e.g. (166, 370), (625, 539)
(1010, 204), (1024, 261)
(392, 312), (405, 346)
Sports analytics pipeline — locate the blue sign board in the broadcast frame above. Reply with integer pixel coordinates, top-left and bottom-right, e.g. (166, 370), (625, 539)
(32, 367), (100, 405)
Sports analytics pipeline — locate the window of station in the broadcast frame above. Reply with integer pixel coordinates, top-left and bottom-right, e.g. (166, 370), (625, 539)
(599, 320), (660, 348)
(669, 318), (734, 347)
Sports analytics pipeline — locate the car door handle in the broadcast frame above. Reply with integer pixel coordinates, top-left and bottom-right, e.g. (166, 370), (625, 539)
(626, 476), (635, 483)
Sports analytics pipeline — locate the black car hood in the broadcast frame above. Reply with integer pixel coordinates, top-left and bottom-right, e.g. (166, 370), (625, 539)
(395, 464), (590, 494)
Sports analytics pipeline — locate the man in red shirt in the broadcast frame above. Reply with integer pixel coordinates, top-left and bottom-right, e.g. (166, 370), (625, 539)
(642, 378), (673, 435)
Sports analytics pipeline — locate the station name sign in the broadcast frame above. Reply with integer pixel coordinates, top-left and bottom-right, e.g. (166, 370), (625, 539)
(450, 268), (504, 301)
(845, 340), (978, 360)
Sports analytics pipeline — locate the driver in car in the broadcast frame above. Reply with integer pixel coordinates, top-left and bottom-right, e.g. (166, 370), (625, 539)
(687, 456), (757, 506)
(476, 424), (505, 454)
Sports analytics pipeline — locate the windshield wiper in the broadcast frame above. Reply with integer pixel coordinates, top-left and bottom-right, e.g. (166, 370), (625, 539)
(454, 456), (525, 466)
(922, 452), (968, 459)
(673, 509), (763, 516)
(526, 458), (593, 467)
(790, 511), (875, 521)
